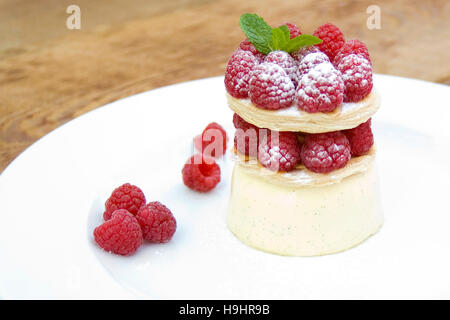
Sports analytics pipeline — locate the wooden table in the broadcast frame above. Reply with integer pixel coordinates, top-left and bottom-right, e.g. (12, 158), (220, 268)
(1, 0), (449, 172)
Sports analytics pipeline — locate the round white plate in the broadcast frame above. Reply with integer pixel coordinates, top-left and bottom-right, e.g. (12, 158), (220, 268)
(0, 75), (449, 299)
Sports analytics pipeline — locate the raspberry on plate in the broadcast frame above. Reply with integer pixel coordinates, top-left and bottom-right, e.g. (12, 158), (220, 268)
(225, 49), (259, 98)
(249, 62), (296, 110)
(136, 201), (176, 243)
(201, 122), (227, 158)
(103, 183), (146, 220)
(333, 39), (371, 66)
(258, 131), (301, 172)
(313, 23), (345, 60)
(94, 209), (143, 256)
(337, 53), (373, 102)
(344, 118), (374, 156)
(264, 50), (299, 87)
(291, 45), (320, 63)
(296, 62), (344, 113)
(182, 154), (221, 192)
(301, 131), (351, 173)
(239, 39), (265, 61)
(297, 51), (330, 78)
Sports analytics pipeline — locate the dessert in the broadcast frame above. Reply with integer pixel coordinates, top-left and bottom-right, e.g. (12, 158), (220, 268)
(225, 14), (383, 256)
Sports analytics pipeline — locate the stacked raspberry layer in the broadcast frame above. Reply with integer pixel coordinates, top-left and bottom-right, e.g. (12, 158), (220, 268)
(225, 23), (373, 113)
(233, 114), (373, 173)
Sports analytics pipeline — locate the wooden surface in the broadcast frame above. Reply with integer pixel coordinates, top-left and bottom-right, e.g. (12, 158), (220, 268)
(1, 0), (449, 172)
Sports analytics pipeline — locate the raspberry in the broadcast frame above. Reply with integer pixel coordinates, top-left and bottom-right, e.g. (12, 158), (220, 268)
(258, 131), (301, 172)
(136, 201), (176, 243)
(225, 49), (259, 98)
(239, 39), (265, 61)
(291, 45), (320, 63)
(337, 54), (373, 102)
(233, 113), (265, 157)
(313, 23), (345, 60)
(201, 122), (227, 157)
(249, 62), (296, 110)
(333, 40), (371, 66)
(233, 113), (256, 131)
(264, 50), (299, 87)
(182, 154), (221, 192)
(234, 128), (261, 157)
(301, 131), (351, 173)
(297, 51), (330, 78)
(344, 118), (374, 156)
(103, 183), (146, 220)
(94, 209), (143, 256)
(296, 62), (344, 113)
(281, 23), (302, 38)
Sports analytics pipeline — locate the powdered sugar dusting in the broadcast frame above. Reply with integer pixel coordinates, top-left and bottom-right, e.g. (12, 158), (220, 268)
(248, 62), (296, 110)
(297, 52), (330, 78)
(337, 53), (373, 102)
(265, 51), (299, 87)
(296, 61), (344, 113)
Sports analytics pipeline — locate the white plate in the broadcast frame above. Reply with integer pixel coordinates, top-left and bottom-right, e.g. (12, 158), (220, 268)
(0, 75), (449, 299)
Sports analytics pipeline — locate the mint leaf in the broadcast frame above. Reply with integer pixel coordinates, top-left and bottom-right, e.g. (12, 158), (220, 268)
(239, 14), (322, 55)
(239, 13), (273, 54)
(269, 25), (290, 51)
(284, 35), (322, 53)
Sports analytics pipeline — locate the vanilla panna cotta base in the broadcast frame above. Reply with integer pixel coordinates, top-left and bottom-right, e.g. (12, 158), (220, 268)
(227, 156), (383, 256)
(226, 88), (383, 256)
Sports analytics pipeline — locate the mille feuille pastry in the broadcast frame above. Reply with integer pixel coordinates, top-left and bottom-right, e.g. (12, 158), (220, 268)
(224, 14), (382, 256)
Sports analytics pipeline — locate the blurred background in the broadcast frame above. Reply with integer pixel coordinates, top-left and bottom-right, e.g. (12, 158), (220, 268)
(0, 0), (449, 172)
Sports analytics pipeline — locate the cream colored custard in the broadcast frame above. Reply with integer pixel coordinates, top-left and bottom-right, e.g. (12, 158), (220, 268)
(227, 89), (380, 133)
(227, 152), (383, 256)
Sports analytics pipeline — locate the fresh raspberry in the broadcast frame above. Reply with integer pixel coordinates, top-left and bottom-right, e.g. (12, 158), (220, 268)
(301, 131), (351, 173)
(296, 62), (344, 113)
(344, 118), (374, 156)
(233, 113), (256, 131)
(291, 45), (320, 63)
(136, 202), (176, 243)
(337, 53), (373, 102)
(225, 49), (259, 98)
(233, 113), (266, 157)
(234, 128), (261, 157)
(94, 209), (143, 256)
(182, 154), (221, 192)
(281, 23), (302, 38)
(239, 39), (265, 61)
(297, 51), (330, 78)
(313, 23), (345, 60)
(249, 62), (296, 110)
(264, 50), (299, 87)
(333, 40), (371, 66)
(103, 183), (146, 220)
(258, 131), (301, 172)
(200, 122), (227, 157)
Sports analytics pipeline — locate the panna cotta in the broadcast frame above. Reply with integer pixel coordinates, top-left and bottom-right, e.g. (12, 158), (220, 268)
(228, 148), (383, 256)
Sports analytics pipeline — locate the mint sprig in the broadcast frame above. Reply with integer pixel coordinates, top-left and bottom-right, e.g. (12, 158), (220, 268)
(239, 14), (273, 54)
(239, 13), (322, 54)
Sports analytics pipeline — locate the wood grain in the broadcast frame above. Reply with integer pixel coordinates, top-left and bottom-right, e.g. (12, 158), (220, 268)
(1, 0), (449, 172)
